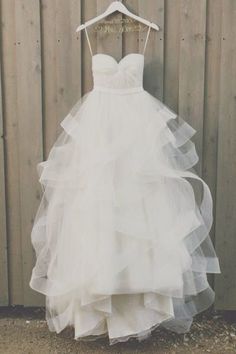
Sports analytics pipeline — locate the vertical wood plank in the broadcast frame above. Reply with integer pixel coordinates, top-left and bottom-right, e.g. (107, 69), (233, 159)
(214, 0), (236, 310)
(40, 0), (57, 157)
(0, 26), (8, 305)
(54, 0), (82, 130)
(81, 0), (98, 93)
(178, 0), (207, 175)
(164, 0), (181, 111)
(15, 0), (43, 305)
(203, 0), (223, 288)
(1, 0), (23, 305)
(138, 0), (164, 99)
(42, 0), (82, 157)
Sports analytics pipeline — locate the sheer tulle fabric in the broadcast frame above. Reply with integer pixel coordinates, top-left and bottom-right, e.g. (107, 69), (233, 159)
(29, 88), (220, 345)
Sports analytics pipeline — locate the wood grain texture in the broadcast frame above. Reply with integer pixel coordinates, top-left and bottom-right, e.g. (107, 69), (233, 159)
(0, 25), (8, 305)
(40, 0), (57, 157)
(164, 0), (181, 111)
(203, 0), (222, 288)
(1, 0), (23, 305)
(178, 0), (207, 175)
(15, 0), (43, 305)
(42, 0), (82, 157)
(54, 0), (82, 125)
(214, 0), (236, 309)
(138, 0), (164, 99)
(81, 0), (98, 93)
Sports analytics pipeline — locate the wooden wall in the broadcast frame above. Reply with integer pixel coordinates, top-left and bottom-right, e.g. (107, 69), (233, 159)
(0, 0), (235, 309)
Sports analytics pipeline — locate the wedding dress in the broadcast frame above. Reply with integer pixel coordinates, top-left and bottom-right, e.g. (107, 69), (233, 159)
(29, 24), (221, 345)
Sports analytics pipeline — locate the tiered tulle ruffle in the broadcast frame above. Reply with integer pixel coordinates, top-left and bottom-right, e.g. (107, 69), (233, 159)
(29, 89), (220, 345)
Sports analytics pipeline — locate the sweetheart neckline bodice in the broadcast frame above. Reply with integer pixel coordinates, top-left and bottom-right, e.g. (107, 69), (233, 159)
(92, 53), (144, 65)
(91, 53), (145, 93)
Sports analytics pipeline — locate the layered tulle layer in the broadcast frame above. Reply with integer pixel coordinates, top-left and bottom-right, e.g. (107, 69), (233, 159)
(29, 89), (220, 344)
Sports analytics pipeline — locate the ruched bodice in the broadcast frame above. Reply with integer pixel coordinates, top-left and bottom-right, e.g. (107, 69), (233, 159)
(92, 53), (144, 93)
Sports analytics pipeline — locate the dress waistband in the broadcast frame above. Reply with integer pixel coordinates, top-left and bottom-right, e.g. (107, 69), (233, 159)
(93, 86), (144, 94)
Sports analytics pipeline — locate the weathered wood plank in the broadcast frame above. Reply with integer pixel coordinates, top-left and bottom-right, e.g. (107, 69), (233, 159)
(42, 0), (82, 157)
(15, 0), (44, 306)
(164, 0), (181, 111)
(81, 0), (98, 93)
(203, 0), (223, 290)
(1, 0), (23, 305)
(54, 0), (82, 128)
(0, 24), (8, 305)
(178, 0), (207, 175)
(215, 0), (236, 310)
(40, 0), (57, 157)
(138, 0), (164, 99)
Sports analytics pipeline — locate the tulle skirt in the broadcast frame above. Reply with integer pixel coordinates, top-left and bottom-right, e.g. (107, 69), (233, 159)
(29, 88), (221, 345)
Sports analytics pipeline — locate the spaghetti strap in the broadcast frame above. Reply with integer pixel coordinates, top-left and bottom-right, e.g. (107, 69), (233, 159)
(84, 27), (93, 57)
(142, 23), (152, 55)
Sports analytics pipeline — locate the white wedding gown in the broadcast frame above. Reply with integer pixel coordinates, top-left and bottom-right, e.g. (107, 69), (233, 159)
(29, 25), (221, 345)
